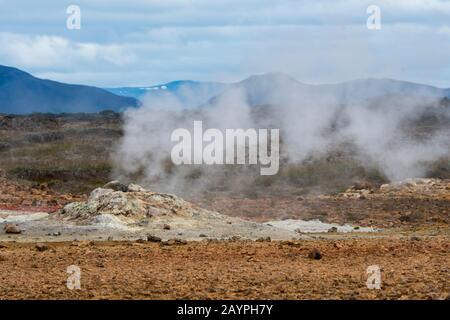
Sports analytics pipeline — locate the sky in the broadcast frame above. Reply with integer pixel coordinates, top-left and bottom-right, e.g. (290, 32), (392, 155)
(0, 0), (449, 87)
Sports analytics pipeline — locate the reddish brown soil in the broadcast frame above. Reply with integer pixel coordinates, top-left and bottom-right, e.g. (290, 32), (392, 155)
(0, 172), (86, 213)
(0, 236), (448, 300)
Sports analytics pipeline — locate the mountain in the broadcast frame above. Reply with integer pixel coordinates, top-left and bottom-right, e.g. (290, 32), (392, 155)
(205, 72), (450, 107)
(2, 65), (449, 114)
(106, 80), (227, 109)
(0, 65), (139, 114)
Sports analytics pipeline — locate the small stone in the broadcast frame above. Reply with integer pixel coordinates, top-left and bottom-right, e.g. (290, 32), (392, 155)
(333, 242), (343, 249)
(163, 224), (171, 230)
(256, 236), (271, 242)
(103, 180), (128, 192)
(127, 183), (147, 192)
(79, 240), (95, 247)
(35, 243), (49, 252)
(147, 235), (162, 242)
(328, 227), (338, 233)
(162, 238), (187, 246)
(4, 224), (21, 234)
(199, 234), (207, 238)
(308, 248), (322, 260)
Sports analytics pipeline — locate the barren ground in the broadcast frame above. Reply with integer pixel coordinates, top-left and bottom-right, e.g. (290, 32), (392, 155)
(0, 232), (448, 300)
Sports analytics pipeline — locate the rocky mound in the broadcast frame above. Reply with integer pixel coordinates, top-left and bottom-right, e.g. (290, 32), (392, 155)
(60, 181), (215, 222)
(57, 181), (295, 240)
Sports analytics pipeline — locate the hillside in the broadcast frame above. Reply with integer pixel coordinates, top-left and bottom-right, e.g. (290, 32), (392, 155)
(0, 65), (139, 114)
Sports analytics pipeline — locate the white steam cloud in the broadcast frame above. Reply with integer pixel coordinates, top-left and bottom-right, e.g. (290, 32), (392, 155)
(113, 74), (450, 195)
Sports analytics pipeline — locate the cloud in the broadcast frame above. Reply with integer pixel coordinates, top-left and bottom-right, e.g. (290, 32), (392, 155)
(0, 33), (135, 71)
(0, 1), (449, 86)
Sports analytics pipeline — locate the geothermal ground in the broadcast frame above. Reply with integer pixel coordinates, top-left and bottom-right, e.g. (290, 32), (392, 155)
(0, 175), (448, 299)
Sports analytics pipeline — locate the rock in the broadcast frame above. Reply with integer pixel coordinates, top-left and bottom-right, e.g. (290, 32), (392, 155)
(35, 243), (49, 252)
(128, 183), (147, 192)
(147, 235), (162, 242)
(21, 199), (33, 206)
(146, 206), (161, 217)
(256, 236), (271, 242)
(61, 188), (146, 220)
(103, 180), (129, 192)
(328, 227), (338, 233)
(333, 242), (343, 249)
(4, 224), (21, 234)
(308, 248), (322, 260)
(353, 181), (373, 190)
(162, 238), (187, 246)
(163, 224), (171, 230)
(60, 184), (203, 223)
(199, 234), (207, 238)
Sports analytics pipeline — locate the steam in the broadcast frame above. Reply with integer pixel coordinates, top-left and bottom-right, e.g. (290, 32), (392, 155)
(113, 75), (450, 195)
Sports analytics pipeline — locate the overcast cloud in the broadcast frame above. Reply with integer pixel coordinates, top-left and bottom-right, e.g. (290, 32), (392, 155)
(0, 0), (449, 87)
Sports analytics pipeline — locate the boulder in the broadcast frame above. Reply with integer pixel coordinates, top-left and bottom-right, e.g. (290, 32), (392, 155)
(4, 224), (21, 234)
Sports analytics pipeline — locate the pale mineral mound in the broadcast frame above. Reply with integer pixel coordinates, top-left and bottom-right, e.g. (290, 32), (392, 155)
(60, 181), (218, 222)
(59, 181), (295, 240)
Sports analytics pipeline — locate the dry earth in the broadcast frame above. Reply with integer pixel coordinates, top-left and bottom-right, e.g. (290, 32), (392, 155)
(0, 235), (448, 300)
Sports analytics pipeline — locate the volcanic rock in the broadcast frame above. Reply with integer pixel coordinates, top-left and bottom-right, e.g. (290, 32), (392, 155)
(4, 224), (21, 234)
(308, 248), (322, 260)
(103, 180), (129, 192)
(35, 243), (49, 252)
(147, 235), (162, 242)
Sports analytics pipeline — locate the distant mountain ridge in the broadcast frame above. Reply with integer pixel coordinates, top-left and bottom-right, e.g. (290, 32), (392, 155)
(106, 80), (226, 109)
(1, 65), (449, 114)
(0, 65), (138, 115)
(109, 72), (450, 109)
(205, 73), (450, 107)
